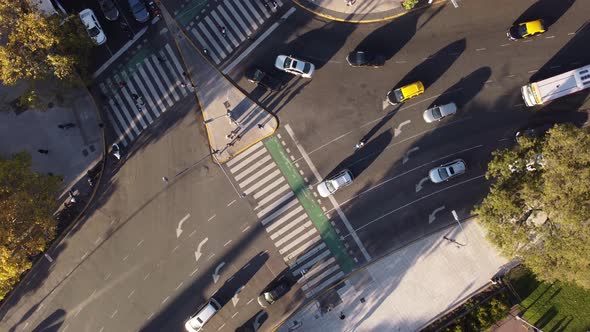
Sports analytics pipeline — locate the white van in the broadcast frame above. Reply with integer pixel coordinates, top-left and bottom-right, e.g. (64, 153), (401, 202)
(185, 298), (221, 332)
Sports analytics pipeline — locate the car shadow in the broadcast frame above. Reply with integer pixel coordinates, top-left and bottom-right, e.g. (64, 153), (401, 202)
(31, 308), (65, 332)
(235, 310), (268, 332)
(393, 38), (466, 90)
(429, 67), (492, 109)
(513, 0), (576, 28)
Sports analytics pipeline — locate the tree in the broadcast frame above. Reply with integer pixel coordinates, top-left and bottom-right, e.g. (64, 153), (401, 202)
(0, 0), (92, 85)
(475, 124), (590, 289)
(0, 152), (61, 300)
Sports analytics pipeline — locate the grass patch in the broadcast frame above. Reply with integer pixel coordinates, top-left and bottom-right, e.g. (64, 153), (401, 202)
(507, 266), (590, 332)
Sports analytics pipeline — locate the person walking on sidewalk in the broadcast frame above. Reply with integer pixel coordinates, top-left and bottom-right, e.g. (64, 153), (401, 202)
(218, 25), (226, 37)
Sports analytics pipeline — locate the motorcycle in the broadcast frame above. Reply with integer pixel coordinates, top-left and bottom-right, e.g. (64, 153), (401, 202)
(146, 1), (161, 18)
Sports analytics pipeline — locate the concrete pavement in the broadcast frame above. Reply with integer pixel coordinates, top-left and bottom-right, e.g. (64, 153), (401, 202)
(162, 5), (278, 164)
(291, 0), (441, 23)
(277, 219), (509, 332)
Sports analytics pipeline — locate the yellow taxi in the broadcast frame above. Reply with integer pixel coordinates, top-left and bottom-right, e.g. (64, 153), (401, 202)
(507, 19), (546, 40)
(387, 81), (425, 105)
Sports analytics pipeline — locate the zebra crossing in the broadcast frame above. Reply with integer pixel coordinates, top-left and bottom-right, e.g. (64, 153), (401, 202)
(98, 43), (190, 147)
(187, 0), (286, 65)
(227, 141), (345, 298)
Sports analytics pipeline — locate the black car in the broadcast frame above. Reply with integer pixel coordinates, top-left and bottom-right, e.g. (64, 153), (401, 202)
(98, 0), (119, 21)
(346, 51), (385, 67)
(515, 123), (555, 143)
(246, 68), (282, 91)
(258, 281), (289, 305)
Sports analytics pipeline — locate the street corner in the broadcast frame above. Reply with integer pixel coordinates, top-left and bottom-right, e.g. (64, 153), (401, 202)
(290, 0), (445, 23)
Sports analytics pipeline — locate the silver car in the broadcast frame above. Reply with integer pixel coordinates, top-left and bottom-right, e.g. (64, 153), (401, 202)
(317, 169), (353, 197)
(423, 102), (457, 123)
(429, 159), (466, 183)
(275, 55), (315, 78)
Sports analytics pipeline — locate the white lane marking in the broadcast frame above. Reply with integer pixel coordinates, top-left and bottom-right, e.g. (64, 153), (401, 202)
(342, 175), (485, 239)
(334, 144), (485, 209)
(189, 230), (197, 237)
(161, 296), (170, 305)
(568, 32), (575, 35)
(395, 60), (407, 63)
(247, 298), (254, 305)
(242, 225), (251, 233)
(81, 251), (89, 261)
(545, 35), (555, 39)
(285, 124), (372, 262)
(176, 213), (191, 238)
(110, 309), (118, 318)
(217, 323), (226, 331)
(136, 239), (144, 247)
(500, 43), (510, 47)
(226, 141), (263, 167)
(144, 272), (151, 280)
(104, 273), (112, 281)
(175, 281), (184, 290)
(415, 177), (430, 193)
(429, 206), (446, 224)
(475, 48), (486, 51)
(224, 240), (233, 247)
(256, 190), (294, 215)
(147, 312), (154, 320)
(195, 237), (209, 263)
(208, 214), (216, 222)
(171, 245), (180, 253)
(122, 255), (129, 261)
(227, 199), (236, 207)
(95, 237), (102, 245)
(528, 70), (538, 73)
(128, 289), (135, 299)
(190, 267), (199, 276)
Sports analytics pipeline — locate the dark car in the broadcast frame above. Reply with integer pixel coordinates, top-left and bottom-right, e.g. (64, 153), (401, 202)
(127, 0), (149, 23)
(257, 281), (289, 306)
(515, 123), (554, 143)
(246, 68), (282, 91)
(98, 0), (119, 21)
(346, 51), (385, 67)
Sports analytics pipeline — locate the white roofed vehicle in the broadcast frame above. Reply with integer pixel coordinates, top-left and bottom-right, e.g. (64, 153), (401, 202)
(275, 55), (315, 78)
(79, 9), (106, 45)
(185, 298), (221, 332)
(423, 102), (457, 123)
(521, 64), (590, 107)
(317, 169), (353, 197)
(429, 159), (466, 183)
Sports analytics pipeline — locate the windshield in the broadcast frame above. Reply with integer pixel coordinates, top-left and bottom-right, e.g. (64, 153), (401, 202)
(284, 57), (292, 69)
(89, 27), (101, 37)
(303, 63), (311, 73)
(394, 89), (404, 102)
(517, 25), (528, 36)
(431, 107), (441, 118)
(325, 181), (336, 193)
(437, 168), (449, 180)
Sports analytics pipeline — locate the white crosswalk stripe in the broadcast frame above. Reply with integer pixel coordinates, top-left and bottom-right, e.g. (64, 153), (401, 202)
(96, 43), (189, 147)
(187, 0), (287, 65)
(227, 142), (345, 298)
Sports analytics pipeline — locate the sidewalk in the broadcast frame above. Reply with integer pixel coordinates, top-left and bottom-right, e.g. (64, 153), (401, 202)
(0, 79), (103, 198)
(163, 7), (278, 164)
(292, 0), (438, 23)
(277, 219), (508, 332)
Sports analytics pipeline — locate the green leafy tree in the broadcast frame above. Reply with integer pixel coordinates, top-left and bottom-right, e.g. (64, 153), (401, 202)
(475, 124), (590, 289)
(0, 152), (61, 300)
(0, 0), (92, 85)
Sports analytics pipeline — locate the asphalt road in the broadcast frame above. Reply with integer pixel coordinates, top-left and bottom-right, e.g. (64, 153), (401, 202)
(229, 0), (590, 259)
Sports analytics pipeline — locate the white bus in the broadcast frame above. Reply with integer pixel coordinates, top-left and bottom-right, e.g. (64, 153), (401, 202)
(521, 64), (590, 107)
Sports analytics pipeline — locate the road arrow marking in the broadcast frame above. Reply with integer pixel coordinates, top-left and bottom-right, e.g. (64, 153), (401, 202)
(253, 311), (266, 331)
(403, 147), (420, 164)
(213, 262), (225, 284)
(232, 285), (245, 307)
(176, 214), (191, 238)
(194, 237), (208, 263)
(416, 177), (430, 193)
(429, 206), (446, 224)
(394, 120), (411, 137)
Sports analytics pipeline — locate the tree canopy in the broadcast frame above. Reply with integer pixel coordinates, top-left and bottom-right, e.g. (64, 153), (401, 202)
(0, 152), (61, 300)
(0, 0), (92, 85)
(475, 124), (590, 289)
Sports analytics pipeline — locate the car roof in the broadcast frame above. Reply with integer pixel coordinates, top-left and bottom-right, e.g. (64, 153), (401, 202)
(524, 19), (544, 33)
(400, 81), (424, 96)
(79, 8), (94, 20)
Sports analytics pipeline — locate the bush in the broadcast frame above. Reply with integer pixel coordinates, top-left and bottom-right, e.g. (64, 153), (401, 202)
(402, 0), (420, 9)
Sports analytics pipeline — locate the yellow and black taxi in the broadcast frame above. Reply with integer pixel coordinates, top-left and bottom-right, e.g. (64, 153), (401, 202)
(507, 19), (546, 40)
(387, 81), (425, 105)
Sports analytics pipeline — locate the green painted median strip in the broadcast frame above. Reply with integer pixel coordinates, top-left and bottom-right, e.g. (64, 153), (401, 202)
(264, 137), (355, 273)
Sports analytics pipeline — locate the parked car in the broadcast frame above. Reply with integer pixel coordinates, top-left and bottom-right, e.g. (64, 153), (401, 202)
(423, 102), (457, 123)
(185, 298), (221, 332)
(387, 81), (424, 105)
(274, 55), (315, 78)
(258, 280), (290, 306)
(514, 123), (554, 143)
(98, 0), (119, 21)
(346, 51), (385, 67)
(127, 0), (149, 23)
(317, 169), (353, 197)
(79, 9), (106, 45)
(507, 19), (546, 40)
(429, 159), (466, 183)
(246, 68), (282, 91)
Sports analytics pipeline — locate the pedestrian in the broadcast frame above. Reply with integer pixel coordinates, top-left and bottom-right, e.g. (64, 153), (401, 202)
(37, 149), (49, 154)
(272, 1), (277, 8)
(131, 93), (139, 100)
(340, 312), (346, 320)
(162, 176), (169, 184)
(354, 140), (365, 151)
(118, 81), (126, 88)
(203, 48), (209, 56)
(68, 190), (77, 203)
(180, 82), (187, 88)
(157, 56), (166, 63)
(218, 26), (226, 37)
(182, 71), (188, 78)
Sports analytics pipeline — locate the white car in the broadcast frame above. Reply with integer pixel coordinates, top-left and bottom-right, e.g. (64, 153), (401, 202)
(423, 102), (457, 123)
(185, 298), (221, 332)
(317, 169), (353, 197)
(79, 9), (106, 45)
(429, 159), (466, 183)
(274, 55), (315, 78)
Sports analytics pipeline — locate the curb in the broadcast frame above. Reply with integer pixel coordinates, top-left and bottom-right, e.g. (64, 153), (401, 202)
(0, 81), (107, 319)
(290, 0), (447, 24)
(271, 216), (478, 331)
(159, 3), (279, 165)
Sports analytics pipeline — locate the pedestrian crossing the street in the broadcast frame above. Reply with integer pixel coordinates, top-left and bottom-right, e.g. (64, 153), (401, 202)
(98, 43), (190, 147)
(227, 141), (345, 298)
(186, 0), (285, 65)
